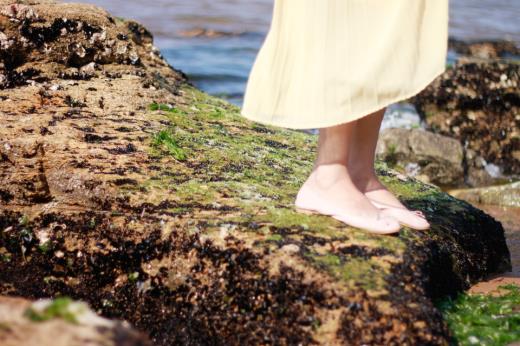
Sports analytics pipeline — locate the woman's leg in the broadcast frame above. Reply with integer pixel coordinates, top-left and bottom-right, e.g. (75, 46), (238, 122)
(347, 108), (406, 207)
(348, 107), (430, 229)
(294, 119), (400, 234)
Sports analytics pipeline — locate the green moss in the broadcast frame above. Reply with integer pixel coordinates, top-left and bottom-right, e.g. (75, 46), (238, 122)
(24, 297), (80, 324)
(261, 207), (334, 231)
(152, 129), (187, 161)
(0, 253), (11, 263)
(377, 173), (439, 201)
(438, 284), (520, 346)
(38, 241), (52, 254)
(304, 250), (388, 291)
(149, 102), (174, 112)
(87, 217), (96, 229)
(18, 215), (29, 226)
(128, 272), (140, 282)
(265, 234), (283, 242)
(144, 84), (443, 273)
(314, 253), (341, 266)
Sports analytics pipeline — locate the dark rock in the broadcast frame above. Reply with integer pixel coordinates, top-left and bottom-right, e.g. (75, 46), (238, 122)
(411, 59), (520, 178)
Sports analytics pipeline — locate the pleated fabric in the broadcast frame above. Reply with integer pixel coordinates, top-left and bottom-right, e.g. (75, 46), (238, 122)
(240, 0), (449, 129)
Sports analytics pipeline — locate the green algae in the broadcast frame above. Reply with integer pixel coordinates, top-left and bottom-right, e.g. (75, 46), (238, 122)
(265, 234), (283, 242)
(24, 297), (79, 324)
(37, 241), (52, 254)
(258, 206), (340, 234)
(142, 83), (502, 306)
(128, 271), (140, 282)
(438, 284), (520, 346)
(144, 86), (416, 246)
(304, 249), (389, 291)
(152, 129), (187, 161)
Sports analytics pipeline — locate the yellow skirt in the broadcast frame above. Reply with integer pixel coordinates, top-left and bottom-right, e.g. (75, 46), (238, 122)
(240, 0), (449, 129)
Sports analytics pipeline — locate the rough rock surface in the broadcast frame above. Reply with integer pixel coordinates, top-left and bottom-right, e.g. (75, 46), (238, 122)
(0, 1), (512, 345)
(0, 296), (151, 346)
(411, 58), (520, 180)
(376, 128), (464, 187)
(450, 182), (520, 208)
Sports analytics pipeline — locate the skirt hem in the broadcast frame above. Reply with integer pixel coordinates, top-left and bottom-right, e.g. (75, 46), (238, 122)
(239, 65), (446, 130)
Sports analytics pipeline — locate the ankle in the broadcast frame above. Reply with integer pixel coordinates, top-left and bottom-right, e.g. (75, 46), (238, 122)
(309, 162), (350, 189)
(350, 171), (381, 191)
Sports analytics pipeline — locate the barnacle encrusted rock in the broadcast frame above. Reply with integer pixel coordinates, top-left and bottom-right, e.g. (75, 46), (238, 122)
(411, 59), (520, 179)
(0, 1), (511, 345)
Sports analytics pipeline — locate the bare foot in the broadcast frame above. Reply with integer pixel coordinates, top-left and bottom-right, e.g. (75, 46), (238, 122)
(352, 174), (430, 230)
(294, 164), (401, 234)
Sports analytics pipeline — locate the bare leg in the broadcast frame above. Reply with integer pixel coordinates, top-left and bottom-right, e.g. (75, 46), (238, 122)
(348, 107), (429, 229)
(294, 119), (400, 234)
(347, 108), (405, 205)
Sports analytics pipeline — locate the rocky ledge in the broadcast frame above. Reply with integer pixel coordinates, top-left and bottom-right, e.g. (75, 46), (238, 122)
(0, 1), (512, 345)
(375, 39), (519, 189)
(410, 56), (519, 186)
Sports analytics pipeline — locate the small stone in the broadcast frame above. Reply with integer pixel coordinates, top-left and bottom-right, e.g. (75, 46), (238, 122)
(80, 62), (96, 75)
(405, 162), (421, 177)
(413, 321), (427, 329)
(90, 30), (107, 44)
(35, 229), (50, 245)
(484, 163), (502, 178)
(0, 31), (13, 50)
(466, 111), (477, 121)
(280, 244), (300, 254)
(219, 225), (229, 239)
(468, 336), (480, 344)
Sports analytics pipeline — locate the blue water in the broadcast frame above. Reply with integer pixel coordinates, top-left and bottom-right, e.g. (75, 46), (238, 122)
(166, 32), (264, 105)
(84, 0), (519, 107)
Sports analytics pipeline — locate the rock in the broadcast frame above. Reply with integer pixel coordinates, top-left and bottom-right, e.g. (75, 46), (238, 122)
(448, 38), (520, 60)
(280, 243), (300, 254)
(376, 128), (464, 186)
(0, 0), (178, 88)
(0, 1), (512, 345)
(410, 59), (520, 178)
(450, 182), (520, 208)
(0, 296), (151, 346)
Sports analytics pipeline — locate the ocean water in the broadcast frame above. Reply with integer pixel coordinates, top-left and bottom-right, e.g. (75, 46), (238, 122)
(84, 0), (519, 110)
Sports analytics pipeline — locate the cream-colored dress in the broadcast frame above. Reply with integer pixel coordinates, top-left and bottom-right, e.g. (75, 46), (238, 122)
(240, 0), (449, 129)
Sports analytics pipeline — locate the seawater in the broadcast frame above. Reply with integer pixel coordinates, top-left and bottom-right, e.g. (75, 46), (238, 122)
(84, 0), (519, 110)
